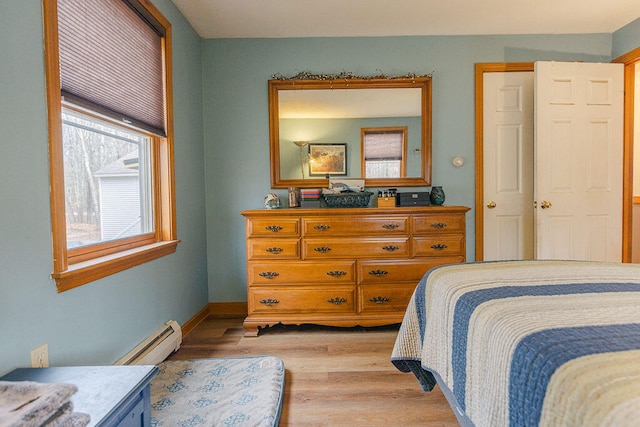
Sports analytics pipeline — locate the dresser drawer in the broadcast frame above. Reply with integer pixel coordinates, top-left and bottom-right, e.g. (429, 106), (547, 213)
(303, 216), (409, 236)
(411, 235), (465, 257)
(358, 284), (416, 313)
(249, 261), (356, 284)
(247, 238), (300, 260)
(246, 217), (300, 237)
(303, 237), (410, 259)
(249, 286), (356, 314)
(357, 258), (462, 284)
(412, 214), (465, 234)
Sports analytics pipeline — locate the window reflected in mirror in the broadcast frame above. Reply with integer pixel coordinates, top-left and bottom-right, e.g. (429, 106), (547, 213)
(361, 127), (407, 178)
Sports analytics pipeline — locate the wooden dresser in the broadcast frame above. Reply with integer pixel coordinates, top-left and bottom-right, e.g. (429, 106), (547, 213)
(241, 206), (469, 336)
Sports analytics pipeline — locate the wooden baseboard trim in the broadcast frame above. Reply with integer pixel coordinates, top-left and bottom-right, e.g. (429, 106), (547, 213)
(208, 302), (248, 318)
(181, 304), (210, 337)
(180, 302), (248, 338)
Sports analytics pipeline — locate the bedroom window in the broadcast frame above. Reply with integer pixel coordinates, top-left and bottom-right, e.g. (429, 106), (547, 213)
(43, 0), (178, 292)
(361, 127), (408, 178)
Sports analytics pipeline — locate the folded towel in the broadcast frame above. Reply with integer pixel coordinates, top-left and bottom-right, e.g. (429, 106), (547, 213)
(55, 412), (90, 427)
(40, 401), (72, 427)
(0, 381), (89, 427)
(43, 402), (90, 427)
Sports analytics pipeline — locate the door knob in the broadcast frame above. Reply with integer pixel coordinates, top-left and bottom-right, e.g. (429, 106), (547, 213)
(486, 201), (496, 209)
(540, 200), (552, 209)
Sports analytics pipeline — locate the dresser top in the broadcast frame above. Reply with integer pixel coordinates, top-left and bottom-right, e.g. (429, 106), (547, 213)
(242, 205), (470, 217)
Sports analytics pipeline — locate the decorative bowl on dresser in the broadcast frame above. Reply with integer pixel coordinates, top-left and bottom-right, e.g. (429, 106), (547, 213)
(241, 206), (469, 336)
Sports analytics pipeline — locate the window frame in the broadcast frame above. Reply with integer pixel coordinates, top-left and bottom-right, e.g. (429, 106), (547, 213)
(43, 0), (179, 292)
(360, 126), (408, 178)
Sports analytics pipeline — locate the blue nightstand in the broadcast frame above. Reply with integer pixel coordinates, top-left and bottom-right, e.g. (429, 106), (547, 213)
(1, 365), (158, 427)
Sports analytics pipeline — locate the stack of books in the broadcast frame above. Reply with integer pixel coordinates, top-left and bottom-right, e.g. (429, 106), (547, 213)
(299, 188), (321, 208)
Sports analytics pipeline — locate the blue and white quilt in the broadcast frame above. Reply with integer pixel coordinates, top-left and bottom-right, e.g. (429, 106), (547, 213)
(391, 260), (640, 427)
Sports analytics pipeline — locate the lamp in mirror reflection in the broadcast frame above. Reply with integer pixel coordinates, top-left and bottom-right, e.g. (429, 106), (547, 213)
(292, 140), (309, 178)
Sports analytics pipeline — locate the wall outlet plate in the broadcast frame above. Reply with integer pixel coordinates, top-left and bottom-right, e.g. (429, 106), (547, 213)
(31, 343), (49, 368)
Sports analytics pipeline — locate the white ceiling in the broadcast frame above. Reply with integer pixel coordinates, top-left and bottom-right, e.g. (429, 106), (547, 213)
(171, 0), (640, 39)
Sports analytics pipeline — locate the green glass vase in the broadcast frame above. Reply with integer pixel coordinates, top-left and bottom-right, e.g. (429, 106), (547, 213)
(429, 186), (445, 206)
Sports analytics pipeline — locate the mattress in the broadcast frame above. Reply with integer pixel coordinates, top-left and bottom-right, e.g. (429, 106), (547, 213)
(151, 356), (285, 427)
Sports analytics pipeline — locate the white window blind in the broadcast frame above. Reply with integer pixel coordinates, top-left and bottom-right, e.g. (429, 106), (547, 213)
(364, 131), (403, 160)
(57, 0), (166, 135)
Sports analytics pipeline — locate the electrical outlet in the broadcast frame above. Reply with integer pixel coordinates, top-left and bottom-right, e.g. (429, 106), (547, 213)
(31, 343), (49, 368)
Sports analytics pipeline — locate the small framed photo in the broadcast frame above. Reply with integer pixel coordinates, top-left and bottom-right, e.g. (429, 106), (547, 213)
(308, 143), (347, 176)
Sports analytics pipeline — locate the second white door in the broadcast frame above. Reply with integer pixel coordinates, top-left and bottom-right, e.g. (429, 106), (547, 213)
(535, 61), (624, 262)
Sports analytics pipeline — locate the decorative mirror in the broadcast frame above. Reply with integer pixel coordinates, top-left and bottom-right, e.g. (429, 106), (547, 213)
(269, 73), (432, 188)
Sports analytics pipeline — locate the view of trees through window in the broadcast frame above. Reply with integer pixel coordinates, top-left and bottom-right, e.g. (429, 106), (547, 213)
(62, 109), (153, 249)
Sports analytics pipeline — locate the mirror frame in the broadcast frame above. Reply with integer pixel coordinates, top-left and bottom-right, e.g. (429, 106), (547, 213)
(269, 76), (432, 189)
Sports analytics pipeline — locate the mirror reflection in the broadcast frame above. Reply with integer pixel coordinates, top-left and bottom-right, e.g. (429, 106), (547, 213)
(269, 76), (432, 188)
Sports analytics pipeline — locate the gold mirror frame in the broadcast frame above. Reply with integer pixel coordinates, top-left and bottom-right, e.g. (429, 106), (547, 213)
(269, 75), (432, 189)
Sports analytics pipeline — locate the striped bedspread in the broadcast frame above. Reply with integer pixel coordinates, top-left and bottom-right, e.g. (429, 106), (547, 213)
(391, 260), (640, 427)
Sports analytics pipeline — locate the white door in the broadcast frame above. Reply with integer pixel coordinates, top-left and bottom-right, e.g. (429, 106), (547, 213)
(535, 61), (624, 262)
(483, 72), (535, 261)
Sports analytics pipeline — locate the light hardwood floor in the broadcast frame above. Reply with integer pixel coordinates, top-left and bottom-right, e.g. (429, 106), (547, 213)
(169, 316), (459, 426)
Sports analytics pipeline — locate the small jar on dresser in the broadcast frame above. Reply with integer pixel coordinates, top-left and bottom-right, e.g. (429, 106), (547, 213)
(241, 205), (469, 336)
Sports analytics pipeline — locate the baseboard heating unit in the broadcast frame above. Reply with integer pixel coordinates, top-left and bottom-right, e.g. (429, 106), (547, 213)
(115, 320), (182, 366)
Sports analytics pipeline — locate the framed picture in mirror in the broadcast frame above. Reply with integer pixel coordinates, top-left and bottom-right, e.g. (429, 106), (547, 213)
(308, 143), (347, 176)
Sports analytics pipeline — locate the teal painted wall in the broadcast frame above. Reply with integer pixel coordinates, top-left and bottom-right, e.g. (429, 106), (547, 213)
(0, 0), (207, 375)
(613, 17), (640, 58)
(202, 34), (614, 302)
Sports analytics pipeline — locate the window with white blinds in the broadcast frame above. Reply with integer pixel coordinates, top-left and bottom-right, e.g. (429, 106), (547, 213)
(44, 0), (178, 292)
(362, 127), (407, 178)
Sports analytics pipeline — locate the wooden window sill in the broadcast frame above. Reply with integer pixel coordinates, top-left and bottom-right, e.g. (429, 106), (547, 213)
(52, 240), (180, 292)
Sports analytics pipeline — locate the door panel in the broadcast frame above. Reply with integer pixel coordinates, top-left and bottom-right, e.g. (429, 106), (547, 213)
(549, 119), (574, 192)
(535, 61), (624, 262)
(495, 215), (526, 260)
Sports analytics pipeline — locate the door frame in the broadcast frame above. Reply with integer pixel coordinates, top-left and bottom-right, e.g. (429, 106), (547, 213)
(613, 46), (640, 262)
(475, 62), (533, 261)
(475, 59), (636, 262)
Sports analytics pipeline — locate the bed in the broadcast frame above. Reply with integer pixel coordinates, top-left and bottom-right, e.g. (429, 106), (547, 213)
(391, 260), (640, 427)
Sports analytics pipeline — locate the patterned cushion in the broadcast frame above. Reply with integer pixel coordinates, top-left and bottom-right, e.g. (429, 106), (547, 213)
(150, 356), (285, 427)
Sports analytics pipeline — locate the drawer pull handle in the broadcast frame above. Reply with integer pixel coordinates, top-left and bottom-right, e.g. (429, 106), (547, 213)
(265, 225), (283, 232)
(259, 298), (279, 306)
(258, 271), (280, 279)
(368, 269), (388, 277)
(370, 296), (389, 304)
(327, 297), (347, 305)
(382, 223), (399, 230)
(265, 247), (283, 254)
(314, 224), (331, 231)
(431, 244), (448, 251)
(326, 270), (347, 278)
(314, 246), (332, 253)
(382, 245), (400, 252)
(430, 222), (448, 229)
